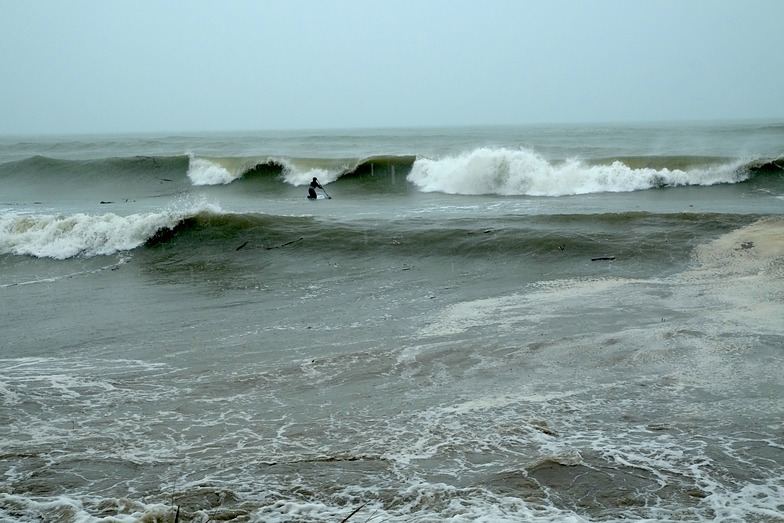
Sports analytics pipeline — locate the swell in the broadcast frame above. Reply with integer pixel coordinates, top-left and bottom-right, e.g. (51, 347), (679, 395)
(0, 155), (190, 184)
(140, 210), (761, 263)
(2, 202), (765, 261)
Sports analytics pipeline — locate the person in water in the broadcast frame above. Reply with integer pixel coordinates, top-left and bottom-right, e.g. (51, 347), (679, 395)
(308, 177), (323, 199)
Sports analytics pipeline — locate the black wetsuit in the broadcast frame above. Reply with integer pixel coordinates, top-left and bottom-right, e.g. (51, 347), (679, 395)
(308, 179), (322, 199)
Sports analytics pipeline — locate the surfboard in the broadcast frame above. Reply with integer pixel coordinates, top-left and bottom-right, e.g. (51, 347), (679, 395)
(307, 194), (330, 200)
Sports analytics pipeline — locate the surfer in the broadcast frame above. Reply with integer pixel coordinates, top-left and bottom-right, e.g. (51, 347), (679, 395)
(308, 177), (322, 199)
(308, 177), (327, 199)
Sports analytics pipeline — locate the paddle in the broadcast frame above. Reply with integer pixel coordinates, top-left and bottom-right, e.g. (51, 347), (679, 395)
(321, 188), (332, 199)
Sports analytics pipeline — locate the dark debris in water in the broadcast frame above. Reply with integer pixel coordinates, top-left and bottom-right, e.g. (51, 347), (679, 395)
(264, 237), (304, 250)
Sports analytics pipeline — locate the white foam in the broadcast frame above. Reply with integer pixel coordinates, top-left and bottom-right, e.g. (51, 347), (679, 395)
(408, 147), (746, 196)
(0, 379), (20, 406)
(417, 277), (633, 337)
(0, 493), (172, 523)
(277, 157), (341, 186)
(0, 201), (221, 259)
(186, 155), (237, 185)
(683, 217), (784, 333)
(689, 218), (784, 278)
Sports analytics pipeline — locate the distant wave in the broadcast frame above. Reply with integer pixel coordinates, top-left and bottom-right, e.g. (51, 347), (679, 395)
(407, 148), (778, 196)
(0, 154), (189, 181)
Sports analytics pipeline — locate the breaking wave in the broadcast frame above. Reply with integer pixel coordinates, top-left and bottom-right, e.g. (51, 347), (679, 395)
(2, 148), (780, 196)
(0, 201), (222, 259)
(185, 154), (416, 186)
(407, 148), (773, 196)
(187, 149), (783, 195)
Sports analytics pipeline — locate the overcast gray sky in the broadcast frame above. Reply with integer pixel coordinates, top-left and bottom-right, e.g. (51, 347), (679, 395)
(2, 0), (782, 134)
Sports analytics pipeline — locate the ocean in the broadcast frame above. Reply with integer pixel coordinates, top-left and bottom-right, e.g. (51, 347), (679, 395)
(1, 122), (782, 522)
